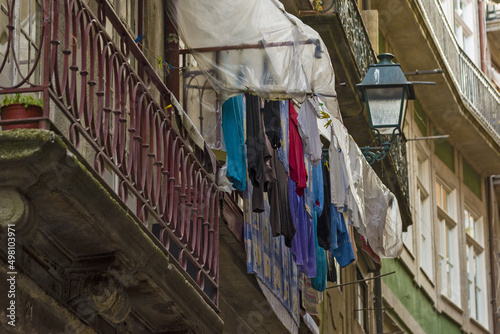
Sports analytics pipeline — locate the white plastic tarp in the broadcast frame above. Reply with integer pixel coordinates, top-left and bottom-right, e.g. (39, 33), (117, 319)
(330, 118), (403, 258)
(167, 0), (339, 117)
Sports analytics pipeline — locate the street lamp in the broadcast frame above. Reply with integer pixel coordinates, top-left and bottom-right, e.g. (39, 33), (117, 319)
(356, 53), (415, 164)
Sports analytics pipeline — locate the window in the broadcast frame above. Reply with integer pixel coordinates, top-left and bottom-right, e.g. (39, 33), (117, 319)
(464, 208), (483, 243)
(439, 219), (460, 303)
(454, 0), (476, 62)
(436, 179), (460, 305)
(440, 0), (454, 24)
(436, 181), (455, 219)
(114, 0), (138, 35)
(403, 224), (414, 254)
(417, 156), (429, 185)
(1, 0), (42, 85)
(455, 0), (465, 16)
(419, 192), (433, 277)
(464, 208), (488, 327)
(355, 269), (369, 333)
(467, 246), (483, 322)
(416, 154), (433, 277)
(336, 257), (342, 291)
(440, 0), (475, 62)
(0, 0), (9, 70)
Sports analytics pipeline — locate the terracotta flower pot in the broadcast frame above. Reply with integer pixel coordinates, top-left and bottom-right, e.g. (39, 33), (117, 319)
(0, 103), (43, 130)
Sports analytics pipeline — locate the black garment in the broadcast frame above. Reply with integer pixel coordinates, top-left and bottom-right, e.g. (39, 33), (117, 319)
(252, 129), (273, 213)
(326, 251), (338, 283)
(268, 150), (296, 247)
(263, 100), (281, 149)
(247, 94), (273, 212)
(317, 159), (331, 250)
(246, 94), (264, 189)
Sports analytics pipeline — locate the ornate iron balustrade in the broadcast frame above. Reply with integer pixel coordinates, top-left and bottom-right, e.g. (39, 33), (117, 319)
(329, 0), (377, 77)
(418, 0), (500, 142)
(310, 0), (409, 206)
(0, 0), (219, 308)
(331, 0), (408, 201)
(333, 0), (409, 208)
(385, 134), (409, 201)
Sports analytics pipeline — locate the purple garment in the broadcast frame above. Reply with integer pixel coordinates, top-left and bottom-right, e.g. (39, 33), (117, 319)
(289, 179), (316, 278)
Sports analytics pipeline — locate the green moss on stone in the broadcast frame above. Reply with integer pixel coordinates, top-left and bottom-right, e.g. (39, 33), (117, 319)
(0, 129), (66, 161)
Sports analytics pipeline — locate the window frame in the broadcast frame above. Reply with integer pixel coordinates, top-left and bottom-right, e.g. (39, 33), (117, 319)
(355, 268), (370, 334)
(435, 177), (461, 306)
(415, 148), (434, 279)
(463, 205), (488, 327)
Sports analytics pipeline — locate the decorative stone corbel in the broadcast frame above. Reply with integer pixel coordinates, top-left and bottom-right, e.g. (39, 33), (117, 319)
(0, 187), (37, 238)
(68, 273), (130, 324)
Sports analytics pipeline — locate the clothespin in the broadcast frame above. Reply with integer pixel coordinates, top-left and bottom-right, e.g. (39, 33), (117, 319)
(319, 109), (332, 127)
(163, 61), (176, 70)
(322, 150), (330, 171)
(164, 104), (172, 110)
(134, 33), (144, 43)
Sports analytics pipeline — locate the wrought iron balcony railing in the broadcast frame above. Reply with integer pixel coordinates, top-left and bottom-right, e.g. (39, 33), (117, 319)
(418, 0), (500, 142)
(0, 0), (219, 308)
(385, 133), (409, 200)
(327, 0), (410, 204)
(311, 0), (377, 77)
(330, 0), (377, 77)
(301, 0), (411, 215)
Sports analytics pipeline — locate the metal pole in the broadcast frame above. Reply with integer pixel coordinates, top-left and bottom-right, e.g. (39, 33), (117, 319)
(488, 176), (499, 334)
(406, 135), (449, 141)
(403, 69), (443, 76)
(179, 39), (321, 54)
(374, 270), (384, 334)
(41, 0), (51, 130)
(165, 6), (179, 100)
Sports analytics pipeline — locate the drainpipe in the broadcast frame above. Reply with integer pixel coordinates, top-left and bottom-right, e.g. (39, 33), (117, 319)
(488, 176), (498, 334)
(374, 270), (384, 334)
(165, 7), (180, 100)
(478, 0), (486, 73)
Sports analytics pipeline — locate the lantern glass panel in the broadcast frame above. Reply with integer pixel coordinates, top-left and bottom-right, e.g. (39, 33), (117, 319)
(365, 87), (405, 135)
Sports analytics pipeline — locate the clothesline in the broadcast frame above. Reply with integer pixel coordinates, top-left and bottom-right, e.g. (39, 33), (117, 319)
(179, 38), (322, 54)
(325, 270), (396, 289)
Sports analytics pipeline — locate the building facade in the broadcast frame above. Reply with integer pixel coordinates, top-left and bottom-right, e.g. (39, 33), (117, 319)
(371, 0), (500, 332)
(0, 0), (499, 333)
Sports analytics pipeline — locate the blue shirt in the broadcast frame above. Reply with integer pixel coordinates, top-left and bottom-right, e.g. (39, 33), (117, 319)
(222, 95), (246, 191)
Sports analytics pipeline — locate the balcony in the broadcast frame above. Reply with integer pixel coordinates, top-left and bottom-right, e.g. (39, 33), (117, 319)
(416, 0), (500, 140)
(0, 0), (221, 332)
(296, 0), (377, 118)
(487, 1), (500, 89)
(281, 0), (412, 228)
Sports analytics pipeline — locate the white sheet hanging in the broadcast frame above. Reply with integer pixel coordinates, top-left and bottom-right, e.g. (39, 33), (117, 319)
(298, 98), (323, 166)
(167, 0), (340, 117)
(329, 118), (403, 258)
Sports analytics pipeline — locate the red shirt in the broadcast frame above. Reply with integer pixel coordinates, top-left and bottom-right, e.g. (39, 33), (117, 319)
(288, 103), (308, 196)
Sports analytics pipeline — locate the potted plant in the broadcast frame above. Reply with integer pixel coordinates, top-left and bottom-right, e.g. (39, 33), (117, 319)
(0, 93), (43, 130)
